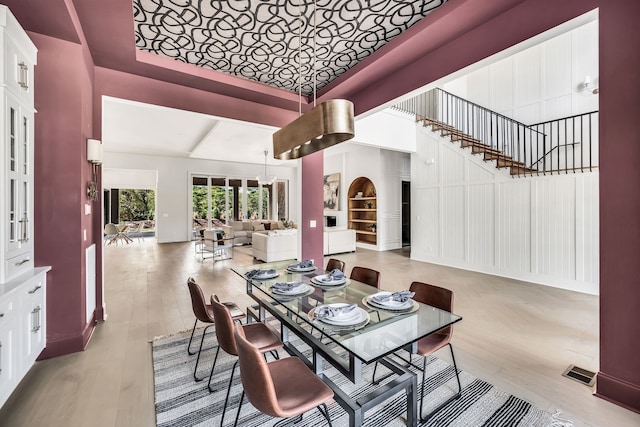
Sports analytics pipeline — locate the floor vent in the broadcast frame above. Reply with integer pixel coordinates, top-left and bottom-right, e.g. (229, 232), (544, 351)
(562, 365), (596, 386)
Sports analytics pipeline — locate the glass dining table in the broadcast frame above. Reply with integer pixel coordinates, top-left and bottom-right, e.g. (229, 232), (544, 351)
(232, 260), (462, 427)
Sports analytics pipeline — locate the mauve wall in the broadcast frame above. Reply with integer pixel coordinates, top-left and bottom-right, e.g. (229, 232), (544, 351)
(17, 0), (640, 412)
(596, 0), (640, 412)
(30, 32), (96, 357)
(301, 152), (324, 265)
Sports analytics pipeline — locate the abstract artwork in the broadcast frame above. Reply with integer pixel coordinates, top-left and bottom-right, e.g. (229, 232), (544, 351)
(323, 173), (340, 211)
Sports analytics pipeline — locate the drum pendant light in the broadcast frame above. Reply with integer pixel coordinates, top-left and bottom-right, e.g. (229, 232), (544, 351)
(272, 0), (354, 160)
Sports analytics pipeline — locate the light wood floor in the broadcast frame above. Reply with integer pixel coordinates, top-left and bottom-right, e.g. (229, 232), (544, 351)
(1, 239), (639, 427)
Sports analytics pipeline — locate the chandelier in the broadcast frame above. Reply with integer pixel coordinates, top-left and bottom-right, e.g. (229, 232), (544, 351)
(256, 150), (277, 185)
(272, 0), (354, 160)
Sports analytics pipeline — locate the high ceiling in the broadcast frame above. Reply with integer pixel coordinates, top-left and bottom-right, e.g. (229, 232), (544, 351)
(133, 0), (447, 96)
(2, 0), (543, 165)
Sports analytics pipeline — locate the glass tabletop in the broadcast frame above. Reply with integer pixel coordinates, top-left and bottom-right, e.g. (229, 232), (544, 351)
(233, 260), (462, 364)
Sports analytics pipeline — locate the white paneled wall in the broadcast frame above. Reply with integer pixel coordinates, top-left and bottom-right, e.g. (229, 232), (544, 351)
(412, 127), (598, 294)
(445, 20), (598, 123)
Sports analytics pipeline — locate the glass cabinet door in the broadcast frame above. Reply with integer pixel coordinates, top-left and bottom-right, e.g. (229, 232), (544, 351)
(5, 96), (31, 254)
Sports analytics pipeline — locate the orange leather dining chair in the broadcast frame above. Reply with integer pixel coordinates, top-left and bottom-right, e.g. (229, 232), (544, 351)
(408, 281), (461, 422)
(232, 323), (334, 427)
(208, 295), (283, 426)
(186, 277), (245, 381)
(325, 258), (346, 273)
(350, 266), (381, 289)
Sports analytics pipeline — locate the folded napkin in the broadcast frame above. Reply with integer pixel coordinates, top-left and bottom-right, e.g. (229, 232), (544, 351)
(245, 269), (276, 279)
(315, 304), (357, 319)
(270, 281), (304, 292)
(372, 290), (415, 303)
(322, 268), (346, 282)
(291, 260), (314, 269)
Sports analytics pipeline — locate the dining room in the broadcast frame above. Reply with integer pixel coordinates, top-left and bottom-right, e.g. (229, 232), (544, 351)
(2, 240), (637, 426)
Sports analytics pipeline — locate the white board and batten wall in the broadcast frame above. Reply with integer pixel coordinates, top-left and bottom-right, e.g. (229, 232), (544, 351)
(412, 124), (598, 295)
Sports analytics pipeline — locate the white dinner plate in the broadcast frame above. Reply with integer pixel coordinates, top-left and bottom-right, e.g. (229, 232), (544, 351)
(368, 292), (414, 309)
(271, 283), (311, 295)
(310, 304), (369, 326)
(251, 271), (279, 280)
(311, 274), (347, 286)
(287, 264), (317, 273)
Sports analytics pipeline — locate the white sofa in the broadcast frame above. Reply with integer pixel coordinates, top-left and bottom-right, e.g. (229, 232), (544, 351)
(252, 229), (298, 262)
(323, 228), (356, 255)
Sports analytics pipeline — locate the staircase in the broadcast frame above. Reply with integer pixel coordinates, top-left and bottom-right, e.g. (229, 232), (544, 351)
(418, 116), (536, 176)
(394, 88), (598, 177)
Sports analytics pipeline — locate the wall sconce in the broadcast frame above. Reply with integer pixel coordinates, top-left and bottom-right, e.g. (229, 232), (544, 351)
(582, 76), (599, 94)
(87, 138), (103, 201)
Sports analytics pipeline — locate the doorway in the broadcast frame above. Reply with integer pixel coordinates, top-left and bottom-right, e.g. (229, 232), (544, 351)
(402, 181), (410, 247)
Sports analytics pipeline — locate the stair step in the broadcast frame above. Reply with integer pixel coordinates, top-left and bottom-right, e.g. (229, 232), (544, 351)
(470, 144), (502, 156)
(420, 116), (534, 176)
(510, 166), (538, 176)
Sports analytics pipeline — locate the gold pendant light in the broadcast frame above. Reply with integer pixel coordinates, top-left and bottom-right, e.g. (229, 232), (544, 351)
(272, 0), (354, 160)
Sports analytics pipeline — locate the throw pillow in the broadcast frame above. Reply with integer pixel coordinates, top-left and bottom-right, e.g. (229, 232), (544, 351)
(252, 223), (265, 231)
(264, 222), (271, 230)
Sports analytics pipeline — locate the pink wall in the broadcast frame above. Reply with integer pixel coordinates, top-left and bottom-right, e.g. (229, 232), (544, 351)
(595, 0), (640, 413)
(14, 0), (640, 413)
(30, 32), (96, 358)
(300, 152), (324, 265)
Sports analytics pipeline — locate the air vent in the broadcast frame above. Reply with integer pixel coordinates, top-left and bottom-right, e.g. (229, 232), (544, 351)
(562, 365), (596, 386)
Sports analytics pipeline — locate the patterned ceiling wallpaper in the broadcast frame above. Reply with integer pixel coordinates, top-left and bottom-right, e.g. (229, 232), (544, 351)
(133, 0), (447, 96)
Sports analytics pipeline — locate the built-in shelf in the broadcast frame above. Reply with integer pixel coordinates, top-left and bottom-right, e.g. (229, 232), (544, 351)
(347, 177), (377, 245)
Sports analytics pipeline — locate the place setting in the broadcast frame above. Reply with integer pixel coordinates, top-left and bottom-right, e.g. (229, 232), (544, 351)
(363, 290), (419, 313)
(268, 281), (314, 298)
(308, 303), (370, 330)
(244, 268), (279, 280)
(310, 268), (349, 288)
(286, 259), (317, 273)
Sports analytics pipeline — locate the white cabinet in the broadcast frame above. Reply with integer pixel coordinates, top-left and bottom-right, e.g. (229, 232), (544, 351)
(0, 6), (48, 410)
(1, 6), (36, 284)
(323, 228), (356, 255)
(0, 297), (16, 401)
(0, 268), (48, 408)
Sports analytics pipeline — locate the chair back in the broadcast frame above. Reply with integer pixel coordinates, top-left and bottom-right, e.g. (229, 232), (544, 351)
(210, 295), (238, 356)
(350, 266), (381, 288)
(234, 324), (282, 417)
(104, 223), (118, 235)
(187, 278), (214, 323)
(409, 281), (454, 338)
(326, 258), (345, 272)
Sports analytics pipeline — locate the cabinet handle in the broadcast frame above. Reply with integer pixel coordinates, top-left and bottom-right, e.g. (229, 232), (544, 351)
(15, 258), (30, 266)
(18, 62), (29, 89)
(28, 285), (42, 294)
(19, 215), (29, 243)
(31, 306), (41, 332)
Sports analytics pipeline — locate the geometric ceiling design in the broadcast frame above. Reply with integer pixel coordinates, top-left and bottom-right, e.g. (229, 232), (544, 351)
(133, 0), (447, 96)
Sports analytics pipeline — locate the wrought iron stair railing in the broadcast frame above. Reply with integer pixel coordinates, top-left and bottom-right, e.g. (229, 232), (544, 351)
(393, 88), (598, 176)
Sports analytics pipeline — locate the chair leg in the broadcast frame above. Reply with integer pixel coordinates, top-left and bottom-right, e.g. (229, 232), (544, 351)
(419, 355), (427, 422)
(372, 361), (379, 384)
(317, 402), (333, 426)
(220, 360), (239, 427)
(193, 324), (214, 381)
(207, 346), (221, 392)
(233, 390), (245, 427)
(449, 343), (462, 397)
(418, 344), (462, 423)
(187, 319), (199, 355)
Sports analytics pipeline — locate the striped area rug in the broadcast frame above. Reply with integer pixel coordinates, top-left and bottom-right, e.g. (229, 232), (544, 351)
(152, 329), (572, 427)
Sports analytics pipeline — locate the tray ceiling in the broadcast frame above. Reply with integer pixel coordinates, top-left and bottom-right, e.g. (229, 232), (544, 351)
(133, 0), (447, 96)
